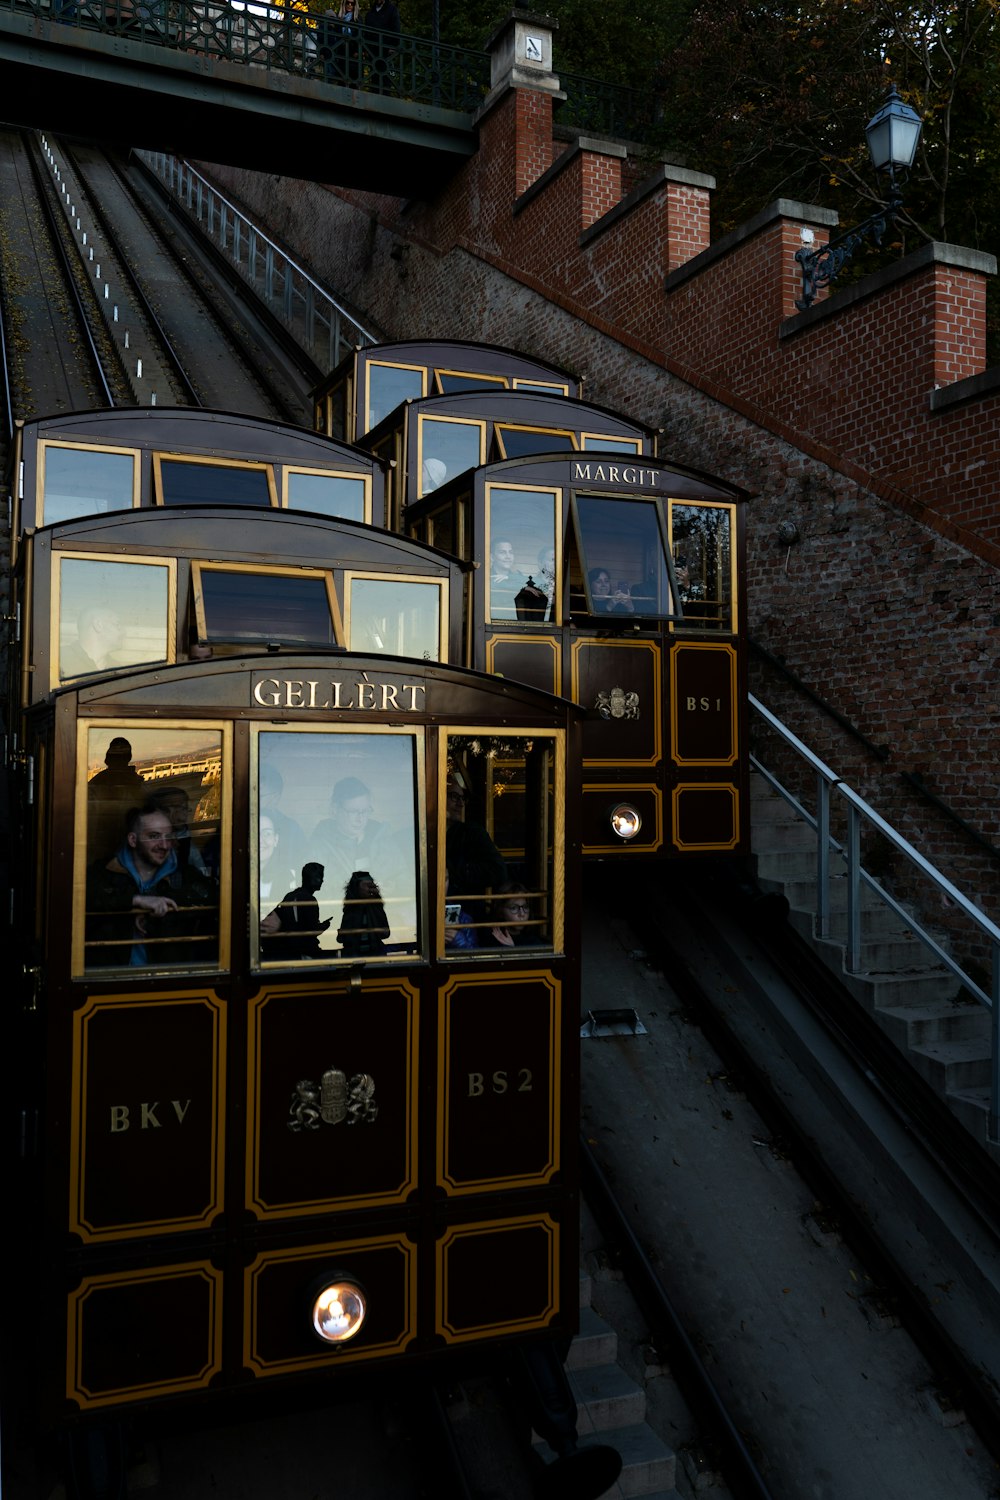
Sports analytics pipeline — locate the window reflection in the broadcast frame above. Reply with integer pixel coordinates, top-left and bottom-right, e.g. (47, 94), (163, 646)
(419, 416), (483, 495)
(41, 445), (136, 526)
(575, 494), (672, 618)
(256, 731), (419, 965)
(494, 426), (575, 459)
(366, 362), (424, 431)
(347, 577), (442, 660)
(487, 488), (558, 623)
(285, 470), (366, 521)
(670, 502), (734, 630)
(436, 371), (507, 394)
(158, 459), (273, 507)
(581, 434), (642, 455)
(444, 735), (558, 954)
(82, 727), (222, 973)
(58, 557), (171, 681)
(195, 566), (336, 647)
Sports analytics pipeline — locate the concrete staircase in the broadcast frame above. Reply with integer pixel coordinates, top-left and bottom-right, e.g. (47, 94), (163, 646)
(534, 1274), (678, 1498)
(750, 769), (995, 1147)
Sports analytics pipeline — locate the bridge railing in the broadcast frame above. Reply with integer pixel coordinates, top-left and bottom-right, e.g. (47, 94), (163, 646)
(11, 0), (492, 110)
(138, 151), (378, 369)
(10, 0), (662, 136)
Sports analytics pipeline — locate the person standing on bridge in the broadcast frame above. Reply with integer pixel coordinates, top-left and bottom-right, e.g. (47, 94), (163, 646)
(364, 0), (400, 93)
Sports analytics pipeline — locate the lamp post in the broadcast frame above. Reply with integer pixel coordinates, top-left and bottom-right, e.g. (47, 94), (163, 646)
(795, 85), (923, 312)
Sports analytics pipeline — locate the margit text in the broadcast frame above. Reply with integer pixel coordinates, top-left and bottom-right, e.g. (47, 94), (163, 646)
(571, 461), (664, 487)
(252, 677), (427, 712)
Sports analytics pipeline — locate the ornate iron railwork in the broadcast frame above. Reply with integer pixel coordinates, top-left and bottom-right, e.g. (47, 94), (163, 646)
(794, 187), (903, 312)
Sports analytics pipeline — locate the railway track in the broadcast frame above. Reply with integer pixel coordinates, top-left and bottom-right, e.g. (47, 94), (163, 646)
(579, 864), (1000, 1500)
(0, 129), (314, 430)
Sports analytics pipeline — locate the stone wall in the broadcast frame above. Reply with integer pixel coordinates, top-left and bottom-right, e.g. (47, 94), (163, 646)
(196, 54), (1000, 934)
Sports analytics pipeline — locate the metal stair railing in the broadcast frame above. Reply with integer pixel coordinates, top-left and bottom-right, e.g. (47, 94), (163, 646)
(750, 693), (1000, 1140)
(137, 152), (377, 370)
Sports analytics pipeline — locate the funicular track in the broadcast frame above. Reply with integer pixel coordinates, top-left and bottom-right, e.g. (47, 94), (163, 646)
(576, 862), (1000, 1499)
(0, 129), (315, 427)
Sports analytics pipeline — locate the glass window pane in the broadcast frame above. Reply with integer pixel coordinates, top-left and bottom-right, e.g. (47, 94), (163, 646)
(348, 577), (441, 660)
(286, 470), (366, 521)
(576, 495), (671, 618)
(419, 417), (483, 494)
(511, 379), (569, 397)
(159, 460), (272, 506)
(487, 488), (557, 623)
(42, 447), (135, 525)
(200, 570), (335, 646)
(581, 435), (642, 455)
(671, 503), (734, 630)
(367, 363), (423, 431)
(444, 734), (557, 952)
(327, 379), (348, 441)
(83, 727), (222, 973)
(496, 426), (574, 459)
(59, 558), (170, 680)
(436, 371), (507, 394)
(257, 731), (419, 964)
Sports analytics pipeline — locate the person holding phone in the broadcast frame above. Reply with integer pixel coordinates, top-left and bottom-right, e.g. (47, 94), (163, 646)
(444, 872), (476, 950)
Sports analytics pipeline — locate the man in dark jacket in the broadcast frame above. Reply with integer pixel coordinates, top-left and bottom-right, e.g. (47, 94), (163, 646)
(266, 863), (332, 961)
(363, 0), (400, 91)
(86, 804), (217, 968)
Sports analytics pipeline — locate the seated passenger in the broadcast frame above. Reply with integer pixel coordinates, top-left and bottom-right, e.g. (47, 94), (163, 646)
(589, 568), (635, 614)
(483, 882), (534, 949)
(86, 803), (216, 967)
(337, 870), (390, 957)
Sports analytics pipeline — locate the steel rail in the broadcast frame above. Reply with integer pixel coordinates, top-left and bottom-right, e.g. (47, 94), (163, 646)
(580, 1131), (777, 1500)
(22, 131), (117, 408)
(62, 141), (201, 407)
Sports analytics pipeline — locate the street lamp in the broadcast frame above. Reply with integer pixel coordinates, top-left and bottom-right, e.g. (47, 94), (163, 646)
(795, 85), (923, 312)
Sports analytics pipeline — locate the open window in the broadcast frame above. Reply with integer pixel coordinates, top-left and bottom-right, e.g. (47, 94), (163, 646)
(434, 369), (508, 395)
(38, 442), (139, 526)
(493, 425), (577, 460)
(441, 731), (562, 957)
(154, 455), (276, 507)
(55, 554), (175, 684)
(253, 727), (422, 967)
(77, 723), (228, 976)
(345, 573), (446, 661)
(511, 378), (571, 397)
(190, 562), (342, 650)
(572, 493), (675, 619)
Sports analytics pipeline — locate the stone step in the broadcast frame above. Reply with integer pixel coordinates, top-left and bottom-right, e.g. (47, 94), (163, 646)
(567, 1304), (620, 1371)
(750, 819), (819, 852)
(761, 876), (905, 932)
(908, 1037), (993, 1094)
(840, 967), (960, 1009)
(875, 1001), (991, 1050)
(579, 1424), (677, 1497)
(755, 848), (829, 880)
(569, 1362), (647, 1433)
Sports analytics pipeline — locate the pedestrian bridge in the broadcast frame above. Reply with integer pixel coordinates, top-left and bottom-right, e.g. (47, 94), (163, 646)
(0, 0), (490, 190)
